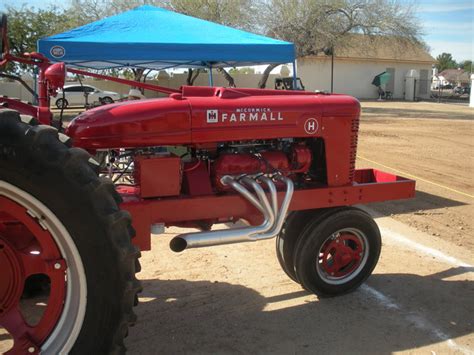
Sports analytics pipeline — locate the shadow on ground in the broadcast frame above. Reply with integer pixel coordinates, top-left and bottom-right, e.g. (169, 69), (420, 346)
(366, 189), (466, 216)
(125, 267), (473, 354)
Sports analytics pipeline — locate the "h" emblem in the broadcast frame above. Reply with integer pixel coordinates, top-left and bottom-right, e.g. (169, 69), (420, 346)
(304, 118), (318, 134)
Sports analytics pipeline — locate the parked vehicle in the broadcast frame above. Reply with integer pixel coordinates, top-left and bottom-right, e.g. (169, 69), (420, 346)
(440, 84), (454, 90)
(275, 77), (305, 90)
(0, 14), (415, 354)
(454, 86), (471, 95)
(55, 84), (121, 108)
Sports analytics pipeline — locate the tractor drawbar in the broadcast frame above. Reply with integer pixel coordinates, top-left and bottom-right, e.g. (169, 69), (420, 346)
(169, 174), (294, 252)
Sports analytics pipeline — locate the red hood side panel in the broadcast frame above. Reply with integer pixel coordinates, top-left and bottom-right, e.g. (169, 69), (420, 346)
(66, 98), (192, 149)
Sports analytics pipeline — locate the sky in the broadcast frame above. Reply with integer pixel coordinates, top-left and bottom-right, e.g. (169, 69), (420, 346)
(413, 0), (473, 62)
(1, 0), (473, 62)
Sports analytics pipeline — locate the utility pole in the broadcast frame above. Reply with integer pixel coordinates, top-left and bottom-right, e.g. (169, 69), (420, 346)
(331, 48), (334, 93)
(324, 46), (335, 93)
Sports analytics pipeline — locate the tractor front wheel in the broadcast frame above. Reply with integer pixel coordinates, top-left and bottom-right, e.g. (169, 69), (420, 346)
(293, 207), (381, 296)
(0, 109), (141, 354)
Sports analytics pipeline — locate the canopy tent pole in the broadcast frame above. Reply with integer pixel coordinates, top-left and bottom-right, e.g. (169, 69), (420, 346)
(292, 60), (297, 89)
(208, 65), (214, 87)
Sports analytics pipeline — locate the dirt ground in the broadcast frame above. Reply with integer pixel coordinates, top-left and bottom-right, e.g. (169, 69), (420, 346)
(1, 101), (473, 354)
(357, 101), (473, 251)
(124, 101), (474, 354)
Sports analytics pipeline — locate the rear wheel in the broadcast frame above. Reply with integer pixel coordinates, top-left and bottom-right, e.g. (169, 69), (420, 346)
(0, 109), (141, 354)
(101, 96), (114, 105)
(293, 207), (381, 296)
(55, 98), (68, 109)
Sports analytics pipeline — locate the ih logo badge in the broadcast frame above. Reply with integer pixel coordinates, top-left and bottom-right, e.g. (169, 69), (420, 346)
(304, 118), (319, 135)
(207, 109), (218, 123)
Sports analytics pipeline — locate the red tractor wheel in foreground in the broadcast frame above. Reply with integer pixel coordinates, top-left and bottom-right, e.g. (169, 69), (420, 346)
(0, 109), (141, 354)
(293, 208), (381, 296)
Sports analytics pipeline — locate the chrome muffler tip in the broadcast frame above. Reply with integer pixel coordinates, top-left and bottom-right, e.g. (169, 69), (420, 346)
(170, 237), (188, 253)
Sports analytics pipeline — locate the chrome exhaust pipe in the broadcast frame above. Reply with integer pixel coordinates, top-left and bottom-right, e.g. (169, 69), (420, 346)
(169, 175), (275, 252)
(250, 174), (294, 241)
(169, 174), (294, 253)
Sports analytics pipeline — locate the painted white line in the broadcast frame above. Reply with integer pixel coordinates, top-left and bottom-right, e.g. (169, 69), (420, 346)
(361, 285), (474, 354)
(361, 284), (399, 310)
(380, 227), (473, 268)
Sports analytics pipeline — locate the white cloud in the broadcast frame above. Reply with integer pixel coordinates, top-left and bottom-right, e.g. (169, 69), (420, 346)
(418, 3), (474, 13)
(423, 22), (473, 32)
(428, 40), (474, 61)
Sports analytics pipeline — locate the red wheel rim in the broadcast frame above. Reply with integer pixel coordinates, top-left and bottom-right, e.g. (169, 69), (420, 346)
(317, 229), (368, 284)
(0, 195), (67, 354)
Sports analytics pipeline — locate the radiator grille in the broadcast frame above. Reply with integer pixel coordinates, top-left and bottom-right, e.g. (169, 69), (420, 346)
(349, 115), (360, 181)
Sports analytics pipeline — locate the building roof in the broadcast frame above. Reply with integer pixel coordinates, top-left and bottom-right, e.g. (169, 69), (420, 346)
(304, 35), (435, 64)
(438, 69), (471, 83)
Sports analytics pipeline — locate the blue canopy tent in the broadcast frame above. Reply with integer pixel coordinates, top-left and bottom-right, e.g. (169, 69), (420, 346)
(38, 5), (296, 85)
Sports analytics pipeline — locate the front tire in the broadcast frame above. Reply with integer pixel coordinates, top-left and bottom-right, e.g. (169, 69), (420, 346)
(293, 207), (381, 296)
(0, 109), (141, 354)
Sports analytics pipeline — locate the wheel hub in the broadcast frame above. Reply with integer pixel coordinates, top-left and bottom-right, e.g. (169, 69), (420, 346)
(0, 193), (69, 354)
(320, 232), (365, 279)
(0, 237), (24, 315)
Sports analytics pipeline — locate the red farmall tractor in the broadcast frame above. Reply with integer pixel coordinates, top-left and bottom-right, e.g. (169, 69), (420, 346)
(0, 15), (415, 354)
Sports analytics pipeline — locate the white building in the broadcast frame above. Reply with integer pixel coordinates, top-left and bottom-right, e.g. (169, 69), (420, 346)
(297, 35), (435, 99)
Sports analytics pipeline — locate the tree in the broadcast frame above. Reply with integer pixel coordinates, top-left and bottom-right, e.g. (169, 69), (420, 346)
(256, 0), (424, 88)
(168, 0), (257, 30)
(4, 5), (72, 73)
(459, 60), (473, 73)
(186, 68), (202, 85)
(436, 53), (457, 72)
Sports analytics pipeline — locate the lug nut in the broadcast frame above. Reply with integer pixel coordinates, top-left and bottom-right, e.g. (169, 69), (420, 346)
(54, 263), (61, 270)
(28, 347), (35, 353)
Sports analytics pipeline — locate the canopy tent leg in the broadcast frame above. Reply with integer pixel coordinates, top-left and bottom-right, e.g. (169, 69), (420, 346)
(208, 65), (214, 87)
(292, 60), (297, 89)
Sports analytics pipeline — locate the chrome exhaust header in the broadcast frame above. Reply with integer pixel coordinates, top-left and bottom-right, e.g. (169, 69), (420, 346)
(169, 174), (294, 253)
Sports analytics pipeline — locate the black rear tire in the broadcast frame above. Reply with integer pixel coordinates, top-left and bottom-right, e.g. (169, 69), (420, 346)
(0, 109), (141, 353)
(293, 207), (381, 296)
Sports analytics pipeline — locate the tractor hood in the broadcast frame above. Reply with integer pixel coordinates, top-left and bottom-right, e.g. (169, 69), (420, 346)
(66, 86), (360, 151)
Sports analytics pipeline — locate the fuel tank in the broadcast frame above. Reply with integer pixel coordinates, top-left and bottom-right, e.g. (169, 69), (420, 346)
(66, 86), (360, 150)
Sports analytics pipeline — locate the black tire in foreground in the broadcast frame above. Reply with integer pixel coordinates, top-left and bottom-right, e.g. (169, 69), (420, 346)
(293, 207), (381, 296)
(0, 109), (141, 354)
